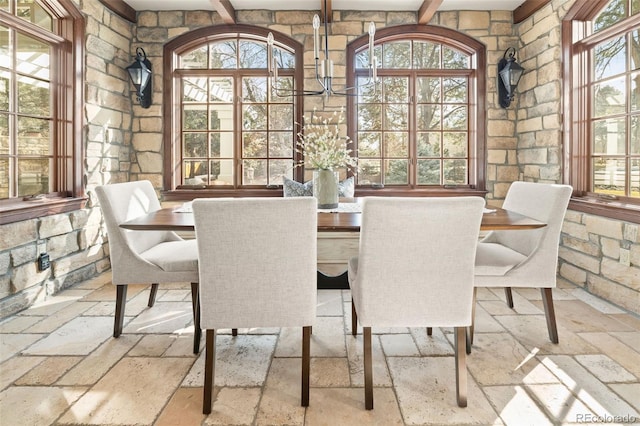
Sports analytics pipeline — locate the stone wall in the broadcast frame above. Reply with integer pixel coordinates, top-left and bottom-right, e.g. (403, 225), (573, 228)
(514, 0), (639, 314)
(0, 1), (133, 317)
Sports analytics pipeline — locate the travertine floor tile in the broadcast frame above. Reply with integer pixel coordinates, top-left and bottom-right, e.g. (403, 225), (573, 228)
(311, 357), (350, 387)
(122, 301), (194, 335)
(204, 387), (261, 425)
(609, 313), (640, 331)
(346, 333), (392, 387)
(304, 387), (404, 425)
(15, 356), (82, 385)
(411, 326), (454, 356)
(577, 332), (640, 379)
(609, 383), (640, 411)
(0, 314), (42, 333)
(317, 290), (344, 316)
(387, 357), (499, 425)
(23, 316), (112, 356)
(574, 354), (636, 383)
(569, 288), (626, 314)
(380, 333), (420, 356)
(27, 301), (97, 334)
(58, 357), (192, 425)
(484, 385), (553, 426)
(472, 303), (507, 333)
(156, 387), (206, 426)
(129, 334), (179, 356)
(276, 317), (346, 358)
(0, 355), (45, 391)
(609, 331), (640, 352)
(158, 289), (190, 302)
(0, 333), (43, 362)
(255, 358), (306, 426)
(0, 386), (85, 426)
(524, 383), (595, 423)
(537, 300), (635, 333)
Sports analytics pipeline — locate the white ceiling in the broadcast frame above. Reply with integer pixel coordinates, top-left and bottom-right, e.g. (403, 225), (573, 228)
(123, 0), (527, 11)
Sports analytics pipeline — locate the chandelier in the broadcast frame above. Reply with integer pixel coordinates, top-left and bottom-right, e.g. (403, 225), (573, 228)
(267, 2), (378, 97)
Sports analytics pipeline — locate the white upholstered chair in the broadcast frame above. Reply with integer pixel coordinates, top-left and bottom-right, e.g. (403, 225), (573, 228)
(192, 197), (317, 414)
(349, 196), (485, 409)
(96, 181), (200, 349)
(472, 181), (572, 346)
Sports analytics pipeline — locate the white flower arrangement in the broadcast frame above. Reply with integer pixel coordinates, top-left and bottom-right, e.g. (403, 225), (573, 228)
(296, 109), (358, 171)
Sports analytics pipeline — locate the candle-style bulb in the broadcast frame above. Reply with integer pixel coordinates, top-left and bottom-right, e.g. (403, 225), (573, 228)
(313, 14), (320, 29)
(368, 21), (375, 36)
(267, 32), (274, 46)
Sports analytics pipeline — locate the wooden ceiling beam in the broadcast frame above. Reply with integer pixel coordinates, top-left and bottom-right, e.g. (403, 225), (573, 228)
(418, 0), (443, 24)
(513, 0), (552, 24)
(99, 0), (136, 23)
(210, 0), (236, 24)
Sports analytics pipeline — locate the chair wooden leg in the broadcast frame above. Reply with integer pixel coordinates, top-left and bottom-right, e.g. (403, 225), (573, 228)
(469, 287), (477, 349)
(454, 326), (467, 407)
(541, 288), (559, 344)
(302, 326), (311, 407)
(148, 283), (159, 307)
(114, 285), (127, 338)
(505, 287), (514, 309)
(363, 327), (373, 410)
(426, 327), (432, 336)
(232, 328), (238, 336)
(191, 283), (201, 354)
(203, 329), (216, 414)
(351, 299), (358, 336)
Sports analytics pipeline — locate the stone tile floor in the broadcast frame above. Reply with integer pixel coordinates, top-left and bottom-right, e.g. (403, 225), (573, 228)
(0, 272), (638, 425)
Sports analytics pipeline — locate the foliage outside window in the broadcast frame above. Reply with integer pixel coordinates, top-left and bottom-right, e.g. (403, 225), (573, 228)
(0, 0), (83, 224)
(169, 29), (300, 189)
(348, 27), (485, 190)
(567, 0), (640, 215)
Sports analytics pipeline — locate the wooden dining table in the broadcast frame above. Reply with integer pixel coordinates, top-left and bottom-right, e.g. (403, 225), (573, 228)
(120, 200), (545, 290)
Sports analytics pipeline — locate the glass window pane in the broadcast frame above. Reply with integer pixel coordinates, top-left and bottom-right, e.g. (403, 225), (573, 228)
(269, 104), (293, 130)
(632, 158), (639, 196)
(632, 115), (640, 154)
(355, 50), (369, 69)
(242, 159), (266, 185)
(632, 31), (640, 70)
(0, 114), (7, 154)
(385, 104), (408, 130)
(17, 33), (50, 80)
(183, 105), (207, 130)
(239, 41), (267, 68)
(594, 36), (626, 80)
(269, 132), (293, 157)
(18, 117), (49, 155)
(443, 159), (467, 184)
(209, 77), (233, 102)
(0, 158), (8, 199)
(632, 72), (640, 111)
(358, 159), (381, 185)
(274, 48), (295, 68)
(383, 77), (408, 103)
(358, 77), (382, 103)
(384, 132), (408, 157)
(0, 26), (10, 68)
(382, 41), (411, 68)
(443, 132), (467, 157)
(18, 158), (50, 196)
(211, 159), (234, 184)
(442, 46), (469, 69)
(210, 105), (233, 131)
(443, 78), (467, 103)
(268, 159), (292, 185)
(413, 42), (440, 69)
(634, 0), (640, 15)
(417, 159), (440, 184)
(211, 132), (233, 158)
(271, 76), (294, 102)
(593, 157), (626, 195)
(183, 132), (207, 157)
(183, 77), (207, 102)
(242, 77), (267, 102)
(358, 104), (382, 131)
(180, 45), (208, 69)
(417, 132), (441, 157)
(594, 76), (626, 117)
(593, 118), (626, 154)
(385, 159), (408, 184)
(17, 75), (49, 116)
(17, 1), (52, 31)
(242, 104), (267, 130)
(209, 41), (237, 69)
(184, 160), (207, 184)
(417, 77), (440, 103)
(357, 132), (381, 156)
(242, 132), (267, 157)
(417, 104), (441, 130)
(594, 0), (626, 32)
(0, 70), (9, 111)
(443, 105), (467, 130)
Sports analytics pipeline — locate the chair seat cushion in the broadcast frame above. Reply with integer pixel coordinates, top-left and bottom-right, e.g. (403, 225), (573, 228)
(140, 239), (198, 272)
(475, 242), (527, 276)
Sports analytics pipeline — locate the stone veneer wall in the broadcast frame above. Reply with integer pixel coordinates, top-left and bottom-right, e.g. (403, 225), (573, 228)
(0, 1), (133, 317)
(515, 0), (639, 314)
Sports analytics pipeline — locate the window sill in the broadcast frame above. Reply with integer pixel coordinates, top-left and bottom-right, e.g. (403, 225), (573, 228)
(568, 196), (640, 224)
(0, 195), (87, 225)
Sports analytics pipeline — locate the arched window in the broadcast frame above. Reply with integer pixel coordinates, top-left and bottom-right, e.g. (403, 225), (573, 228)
(163, 26), (303, 195)
(0, 0), (84, 224)
(564, 0), (640, 221)
(347, 25), (486, 193)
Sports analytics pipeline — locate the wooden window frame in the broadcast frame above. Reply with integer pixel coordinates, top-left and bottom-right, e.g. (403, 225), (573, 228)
(0, 0), (85, 225)
(346, 25), (487, 198)
(563, 0), (640, 223)
(162, 25), (304, 201)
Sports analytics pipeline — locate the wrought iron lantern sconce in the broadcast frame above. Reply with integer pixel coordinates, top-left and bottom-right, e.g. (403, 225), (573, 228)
(126, 47), (152, 108)
(266, 0), (378, 97)
(497, 47), (524, 108)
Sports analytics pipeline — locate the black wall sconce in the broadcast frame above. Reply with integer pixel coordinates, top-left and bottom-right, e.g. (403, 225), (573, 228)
(497, 47), (525, 108)
(126, 47), (152, 108)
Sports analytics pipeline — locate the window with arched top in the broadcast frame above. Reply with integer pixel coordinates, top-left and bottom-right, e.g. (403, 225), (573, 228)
(564, 0), (640, 222)
(347, 25), (486, 193)
(163, 26), (304, 195)
(0, 0), (84, 224)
